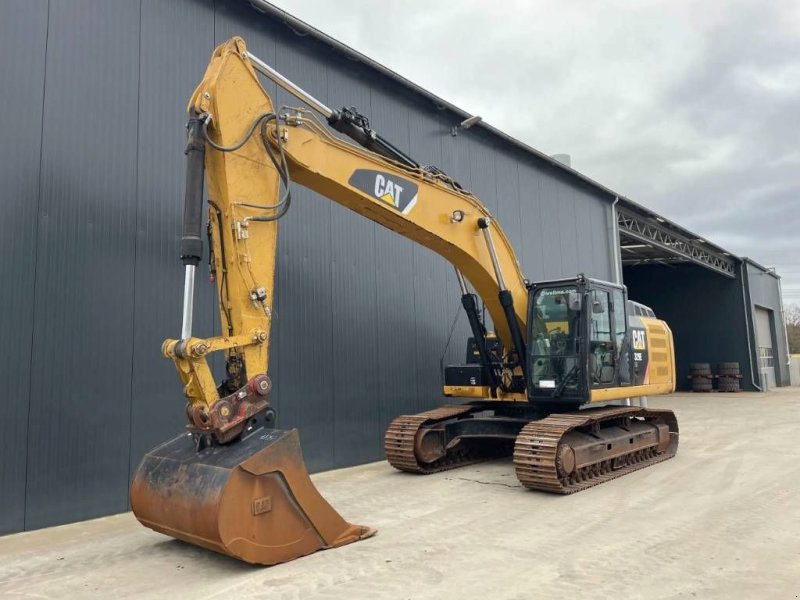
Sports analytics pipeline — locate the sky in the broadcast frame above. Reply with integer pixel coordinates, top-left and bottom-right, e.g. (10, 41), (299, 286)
(271, 0), (800, 303)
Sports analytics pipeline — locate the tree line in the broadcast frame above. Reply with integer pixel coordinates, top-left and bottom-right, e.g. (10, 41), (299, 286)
(786, 303), (800, 354)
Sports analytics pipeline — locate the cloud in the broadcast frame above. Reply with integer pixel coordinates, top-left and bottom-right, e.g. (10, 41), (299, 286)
(270, 0), (800, 301)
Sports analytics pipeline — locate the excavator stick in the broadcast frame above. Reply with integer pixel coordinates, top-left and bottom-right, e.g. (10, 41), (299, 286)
(129, 37), (376, 565)
(130, 427), (374, 565)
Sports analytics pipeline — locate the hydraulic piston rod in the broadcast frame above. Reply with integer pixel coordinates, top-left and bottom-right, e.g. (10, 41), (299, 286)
(246, 51), (334, 119)
(478, 218), (527, 382)
(180, 265), (196, 339)
(246, 51), (419, 169)
(478, 218), (507, 291)
(455, 268), (500, 394)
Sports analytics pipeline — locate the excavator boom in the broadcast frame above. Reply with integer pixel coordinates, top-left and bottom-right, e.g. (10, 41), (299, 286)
(130, 38), (380, 566)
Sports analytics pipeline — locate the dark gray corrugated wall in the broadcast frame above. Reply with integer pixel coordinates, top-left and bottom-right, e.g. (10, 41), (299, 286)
(0, 0), (49, 536)
(0, 0), (615, 534)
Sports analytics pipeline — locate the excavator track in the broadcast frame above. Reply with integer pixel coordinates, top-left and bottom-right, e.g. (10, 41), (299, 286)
(514, 406), (679, 494)
(385, 404), (511, 474)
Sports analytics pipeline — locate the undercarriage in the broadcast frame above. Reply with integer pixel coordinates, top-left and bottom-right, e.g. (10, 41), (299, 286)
(385, 402), (679, 493)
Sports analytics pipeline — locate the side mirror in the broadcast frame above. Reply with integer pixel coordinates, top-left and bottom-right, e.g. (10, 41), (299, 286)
(568, 293), (582, 311)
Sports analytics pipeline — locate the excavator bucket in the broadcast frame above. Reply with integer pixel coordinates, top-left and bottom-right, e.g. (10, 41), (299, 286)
(130, 427), (375, 565)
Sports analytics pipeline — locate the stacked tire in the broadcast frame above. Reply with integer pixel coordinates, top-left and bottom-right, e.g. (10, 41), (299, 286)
(717, 362), (741, 392)
(689, 362), (713, 392)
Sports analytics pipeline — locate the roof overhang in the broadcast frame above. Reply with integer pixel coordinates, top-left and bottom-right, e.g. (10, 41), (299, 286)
(618, 206), (737, 278)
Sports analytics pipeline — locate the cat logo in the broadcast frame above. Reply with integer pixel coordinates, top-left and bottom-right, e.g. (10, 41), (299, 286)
(632, 329), (646, 351)
(348, 169), (419, 215)
(374, 173), (402, 207)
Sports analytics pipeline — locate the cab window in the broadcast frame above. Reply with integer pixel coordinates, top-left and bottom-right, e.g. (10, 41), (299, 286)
(612, 289), (626, 357)
(613, 289), (631, 384)
(589, 290), (615, 385)
(529, 286), (581, 392)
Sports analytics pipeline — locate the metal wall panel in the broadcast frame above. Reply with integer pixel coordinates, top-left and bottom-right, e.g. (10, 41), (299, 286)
(271, 30), (336, 472)
(409, 105), (452, 413)
(468, 135), (499, 216)
(128, 0), (216, 480)
(326, 64), (382, 465)
(572, 190), (597, 278)
(516, 162), (547, 281)
(494, 153), (523, 260)
(575, 186), (612, 281)
(367, 88), (421, 433)
(1, 0), (621, 533)
(24, 0), (141, 529)
(0, 0), (49, 535)
(537, 172), (566, 280)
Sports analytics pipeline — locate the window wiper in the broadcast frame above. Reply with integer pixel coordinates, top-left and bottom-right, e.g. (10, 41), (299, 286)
(552, 364), (578, 398)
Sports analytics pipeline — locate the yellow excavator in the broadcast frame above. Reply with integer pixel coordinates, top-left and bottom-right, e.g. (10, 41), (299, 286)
(130, 37), (679, 566)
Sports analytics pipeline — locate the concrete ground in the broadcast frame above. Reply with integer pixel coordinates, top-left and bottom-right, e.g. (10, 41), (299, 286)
(2, 390), (800, 600)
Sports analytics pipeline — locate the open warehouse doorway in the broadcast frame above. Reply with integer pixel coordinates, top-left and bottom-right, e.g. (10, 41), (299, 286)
(615, 202), (790, 391)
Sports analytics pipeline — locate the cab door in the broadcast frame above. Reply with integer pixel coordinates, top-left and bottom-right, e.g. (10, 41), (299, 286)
(588, 287), (617, 388)
(610, 288), (632, 386)
(587, 284), (633, 388)
(527, 282), (588, 405)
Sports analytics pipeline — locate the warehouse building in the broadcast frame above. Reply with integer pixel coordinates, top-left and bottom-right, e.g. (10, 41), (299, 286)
(0, 0), (789, 535)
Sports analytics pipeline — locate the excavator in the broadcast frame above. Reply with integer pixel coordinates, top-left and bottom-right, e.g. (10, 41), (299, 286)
(130, 37), (679, 566)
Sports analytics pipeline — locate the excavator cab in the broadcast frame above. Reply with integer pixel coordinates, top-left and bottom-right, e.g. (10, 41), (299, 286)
(526, 274), (673, 408)
(527, 276), (631, 407)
